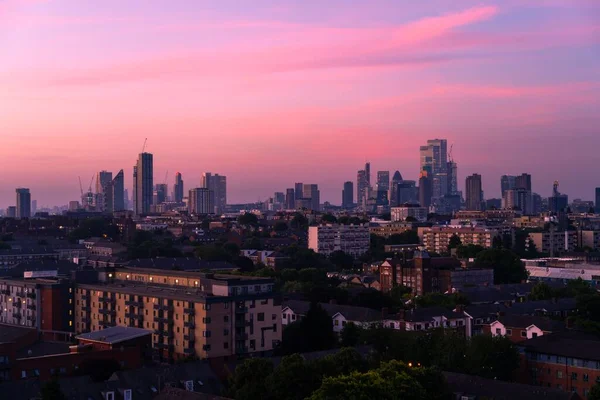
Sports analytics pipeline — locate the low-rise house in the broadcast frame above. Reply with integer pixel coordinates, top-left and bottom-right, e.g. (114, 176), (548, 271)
(281, 300), (382, 332)
(461, 303), (506, 336)
(485, 315), (564, 343)
(506, 298), (577, 318)
(390, 307), (470, 337)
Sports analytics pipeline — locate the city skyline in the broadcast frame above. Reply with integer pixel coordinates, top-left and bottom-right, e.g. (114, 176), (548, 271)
(1, 0), (599, 207)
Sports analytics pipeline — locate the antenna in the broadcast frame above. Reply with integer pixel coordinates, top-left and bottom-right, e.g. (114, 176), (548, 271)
(141, 138), (148, 154)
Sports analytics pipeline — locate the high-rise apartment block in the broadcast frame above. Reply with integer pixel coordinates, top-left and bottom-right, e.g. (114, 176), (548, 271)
(465, 174), (483, 211)
(285, 188), (295, 209)
(112, 169), (125, 212)
(308, 224), (370, 257)
(188, 188), (214, 215)
(356, 162), (371, 207)
(154, 184), (168, 205)
(376, 171), (390, 206)
(74, 268), (281, 361)
(389, 171), (403, 206)
(595, 188), (600, 213)
(422, 226), (499, 254)
(294, 183), (303, 200)
(15, 188), (31, 219)
(173, 172), (184, 203)
(202, 173), (227, 214)
(133, 153), (153, 216)
(342, 181), (354, 209)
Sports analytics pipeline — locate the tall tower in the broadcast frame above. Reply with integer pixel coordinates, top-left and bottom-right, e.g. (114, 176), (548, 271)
(465, 174), (483, 211)
(342, 181), (354, 209)
(112, 169), (125, 211)
(418, 172), (432, 208)
(134, 152), (153, 216)
(202, 172), (227, 214)
(357, 162), (371, 207)
(285, 188), (295, 209)
(174, 172), (184, 203)
(15, 188), (31, 219)
(188, 188), (214, 214)
(302, 184), (320, 211)
(96, 171), (113, 212)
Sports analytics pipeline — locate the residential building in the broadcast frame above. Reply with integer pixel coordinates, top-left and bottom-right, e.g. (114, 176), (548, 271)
(421, 226), (499, 254)
(516, 173), (532, 191)
(501, 175), (516, 197)
(174, 172), (184, 204)
(581, 230), (600, 250)
(369, 222), (422, 239)
(308, 224), (370, 257)
(0, 248), (60, 268)
(356, 163), (371, 207)
(134, 152), (153, 216)
(202, 173), (227, 214)
(342, 181), (353, 209)
(519, 331), (600, 397)
(302, 184), (320, 211)
(74, 268), (281, 361)
(527, 265), (599, 288)
(528, 231), (577, 255)
(95, 171), (113, 212)
(285, 188), (295, 210)
(465, 174), (483, 211)
(396, 180), (418, 205)
(281, 300), (381, 333)
(30, 200), (37, 217)
(6, 206), (16, 218)
(294, 183), (303, 200)
(15, 188), (31, 219)
(188, 188), (214, 215)
(391, 205), (428, 222)
(392, 307), (469, 336)
(485, 315), (564, 343)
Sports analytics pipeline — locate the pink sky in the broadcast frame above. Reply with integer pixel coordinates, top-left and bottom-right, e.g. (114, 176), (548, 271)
(0, 0), (599, 207)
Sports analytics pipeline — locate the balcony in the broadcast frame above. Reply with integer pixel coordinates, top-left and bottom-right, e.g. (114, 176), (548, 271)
(99, 296), (115, 303)
(184, 321), (195, 329)
(235, 346), (249, 354)
(13, 302), (22, 309)
(26, 292), (36, 300)
(15, 291), (25, 298)
(156, 343), (175, 351)
(26, 315), (35, 322)
(184, 334), (194, 341)
(81, 306), (91, 312)
(12, 312), (22, 319)
(153, 303), (173, 311)
(235, 307), (249, 314)
(183, 308), (195, 315)
(183, 348), (195, 355)
(81, 294), (90, 301)
(237, 333), (249, 340)
(125, 300), (144, 308)
(26, 304), (36, 311)
(153, 329), (174, 338)
(0, 289), (9, 295)
(125, 312), (143, 320)
(153, 316), (171, 324)
(99, 309), (116, 316)
(235, 319), (251, 328)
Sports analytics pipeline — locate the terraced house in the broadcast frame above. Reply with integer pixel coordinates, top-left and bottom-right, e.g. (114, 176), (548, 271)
(74, 268), (281, 361)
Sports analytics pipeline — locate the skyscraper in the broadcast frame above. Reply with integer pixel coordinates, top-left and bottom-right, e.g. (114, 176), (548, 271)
(389, 171), (403, 206)
(418, 172), (432, 209)
(397, 180), (418, 205)
(112, 169), (125, 211)
(285, 188), (295, 209)
(302, 184), (320, 211)
(447, 161), (458, 195)
(596, 188), (600, 213)
(342, 181), (354, 209)
(515, 173), (532, 191)
(15, 188), (31, 219)
(465, 174), (483, 211)
(376, 171), (390, 205)
(357, 162), (371, 207)
(274, 192), (285, 205)
(549, 181), (568, 213)
(154, 184), (168, 205)
(31, 200), (37, 217)
(173, 172), (184, 203)
(96, 171), (113, 212)
(294, 183), (303, 200)
(202, 173), (227, 214)
(134, 152), (153, 216)
(188, 188), (214, 214)
(420, 139), (447, 175)
(501, 175), (516, 197)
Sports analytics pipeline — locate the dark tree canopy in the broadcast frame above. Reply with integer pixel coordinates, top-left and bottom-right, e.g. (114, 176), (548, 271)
(238, 213), (259, 227)
(474, 248), (527, 284)
(227, 358), (274, 400)
(280, 302), (336, 354)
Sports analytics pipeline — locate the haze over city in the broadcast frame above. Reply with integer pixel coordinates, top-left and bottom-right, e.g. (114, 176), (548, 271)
(1, 0), (599, 208)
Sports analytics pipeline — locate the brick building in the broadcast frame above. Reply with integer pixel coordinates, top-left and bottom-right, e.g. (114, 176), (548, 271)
(485, 315), (565, 343)
(74, 268), (281, 361)
(421, 226), (499, 254)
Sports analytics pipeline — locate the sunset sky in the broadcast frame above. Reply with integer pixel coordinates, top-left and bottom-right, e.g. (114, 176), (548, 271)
(1, 0), (599, 208)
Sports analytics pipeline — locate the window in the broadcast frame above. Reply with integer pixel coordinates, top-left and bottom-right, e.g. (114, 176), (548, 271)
(282, 314), (287, 319)
(123, 389), (132, 400)
(342, 321), (347, 326)
(105, 392), (115, 400)
(202, 345), (211, 352)
(292, 314), (296, 321)
(272, 314), (277, 320)
(250, 300), (255, 309)
(495, 328), (501, 335)
(571, 372), (578, 381)
(224, 316), (229, 323)
(334, 320), (339, 326)
(506, 329), (512, 336)
(224, 329), (229, 336)
(224, 342), (229, 349)
(532, 332), (538, 338)
(521, 330), (527, 338)
(203, 317), (211, 324)
(203, 331), (211, 338)
(583, 374), (589, 382)
(250, 340), (255, 349)
(203, 304), (211, 311)
(557, 371), (563, 379)
(257, 313), (264, 322)
(273, 323), (277, 332)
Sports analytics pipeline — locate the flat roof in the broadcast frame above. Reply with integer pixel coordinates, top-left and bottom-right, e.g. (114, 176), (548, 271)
(0, 323), (36, 344)
(76, 326), (152, 345)
(118, 267), (272, 284)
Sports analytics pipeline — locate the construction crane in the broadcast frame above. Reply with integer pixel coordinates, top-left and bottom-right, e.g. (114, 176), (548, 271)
(78, 176), (84, 198)
(141, 138), (147, 153)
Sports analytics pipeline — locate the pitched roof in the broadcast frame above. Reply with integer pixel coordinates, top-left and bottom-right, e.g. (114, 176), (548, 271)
(444, 372), (577, 400)
(493, 315), (565, 332)
(401, 307), (466, 322)
(519, 330), (600, 361)
(282, 300), (382, 322)
(507, 298), (577, 315)
(463, 303), (506, 319)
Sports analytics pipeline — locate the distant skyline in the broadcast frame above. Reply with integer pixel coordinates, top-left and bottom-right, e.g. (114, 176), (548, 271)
(1, 0), (599, 207)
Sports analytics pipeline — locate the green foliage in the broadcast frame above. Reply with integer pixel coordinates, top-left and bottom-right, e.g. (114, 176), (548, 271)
(290, 213), (309, 230)
(69, 217), (120, 242)
(589, 382), (600, 400)
(329, 250), (354, 270)
(456, 244), (485, 259)
(40, 379), (67, 400)
(266, 354), (322, 400)
(474, 248), (527, 284)
(386, 230), (420, 245)
(238, 212), (259, 226)
(226, 358), (274, 400)
(280, 303), (336, 354)
(529, 282), (555, 300)
(127, 230), (182, 259)
(465, 335), (520, 381)
(448, 234), (462, 252)
(321, 214), (338, 223)
(274, 221), (289, 232)
(340, 322), (362, 347)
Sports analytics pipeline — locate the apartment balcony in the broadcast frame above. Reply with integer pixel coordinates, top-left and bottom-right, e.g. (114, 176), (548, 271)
(184, 321), (196, 329)
(237, 333), (249, 340)
(81, 306), (91, 312)
(153, 316), (171, 324)
(183, 348), (195, 355)
(125, 300), (144, 308)
(156, 343), (175, 351)
(235, 319), (251, 328)
(26, 304), (36, 311)
(12, 312), (22, 319)
(235, 346), (249, 354)
(184, 334), (194, 341)
(99, 296), (115, 303)
(153, 303), (173, 311)
(15, 291), (25, 298)
(26, 292), (36, 300)
(98, 309), (116, 316)
(81, 293), (90, 301)
(26, 315), (35, 322)
(235, 307), (248, 314)
(0, 289), (9, 295)
(183, 308), (195, 315)
(13, 302), (22, 309)
(125, 312), (143, 320)
(153, 329), (174, 338)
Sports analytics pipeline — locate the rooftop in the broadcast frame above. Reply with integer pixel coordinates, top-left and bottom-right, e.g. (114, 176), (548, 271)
(494, 314), (565, 331)
(0, 323), (36, 344)
(520, 330), (600, 361)
(76, 326), (152, 345)
(283, 300), (382, 322)
(401, 307), (466, 322)
(16, 341), (71, 359)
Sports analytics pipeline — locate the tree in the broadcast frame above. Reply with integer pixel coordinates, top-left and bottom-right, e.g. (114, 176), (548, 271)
(340, 322), (362, 347)
(529, 282), (555, 300)
(321, 214), (337, 224)
(234, 256), (255, 272)
(266, 354), (321, 400)
(238, 213), (259, 227)
(456, 244), (485, 259)
(274, 221), (289, 232)
(281, 302), (336, 354)
(227, 358), (274, 400)
(474, 249), (527, 284)
(222, 242), (240, 258)
(40, 379), (66, 400)
(492, 235), (503, 249)
(588, 382), (600, 400)
(448, 234), (462, 253)
(291, 213), (309, 230)
(466, 335), (519, 381)
(330, 250), (354, 270)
